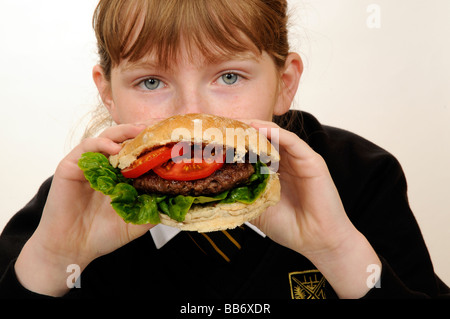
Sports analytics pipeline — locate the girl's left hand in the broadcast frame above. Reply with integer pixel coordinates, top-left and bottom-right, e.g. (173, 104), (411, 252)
(247, 120), (381, 298)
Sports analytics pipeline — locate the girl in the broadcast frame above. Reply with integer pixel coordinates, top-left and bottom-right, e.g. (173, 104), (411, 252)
(0, 0), (448, 299)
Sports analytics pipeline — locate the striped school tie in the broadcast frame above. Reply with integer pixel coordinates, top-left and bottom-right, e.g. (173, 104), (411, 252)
(186, 225), (246, 263)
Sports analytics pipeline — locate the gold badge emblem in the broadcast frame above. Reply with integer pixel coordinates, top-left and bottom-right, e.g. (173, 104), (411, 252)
(288, 270), (326, 299)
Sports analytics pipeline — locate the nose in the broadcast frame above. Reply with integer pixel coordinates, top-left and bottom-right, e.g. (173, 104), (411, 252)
(174, 84), (211, 115)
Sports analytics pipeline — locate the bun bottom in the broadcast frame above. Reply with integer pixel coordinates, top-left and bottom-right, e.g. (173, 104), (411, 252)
(159, 174), (280, 232)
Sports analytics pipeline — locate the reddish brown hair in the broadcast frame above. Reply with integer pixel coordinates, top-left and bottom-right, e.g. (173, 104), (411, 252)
(93, 0), (290, 80)
(85, 0), (292, 138)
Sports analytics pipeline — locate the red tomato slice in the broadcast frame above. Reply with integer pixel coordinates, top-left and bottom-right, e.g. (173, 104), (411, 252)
(121, 146), (174, 179)
(153, 156), (224, 181)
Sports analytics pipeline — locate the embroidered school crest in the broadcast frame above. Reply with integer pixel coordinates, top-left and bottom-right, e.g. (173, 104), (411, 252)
(288, 270), (326, 299)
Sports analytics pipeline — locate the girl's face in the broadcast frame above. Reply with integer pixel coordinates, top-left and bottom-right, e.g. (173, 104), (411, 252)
(94, 42), (302, 125)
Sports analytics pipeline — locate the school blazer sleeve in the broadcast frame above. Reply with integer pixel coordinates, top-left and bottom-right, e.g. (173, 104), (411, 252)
(320, 125), (449, 299)
(351, 155), (449, 299)
(277, 110), (450, 299)
(0, 177), (53, 298)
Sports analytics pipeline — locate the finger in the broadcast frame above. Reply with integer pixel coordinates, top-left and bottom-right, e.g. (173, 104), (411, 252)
(238, 119), (281, 142)
(56, 136), (124, 181)
(98, 124), (147, 143)
(247, 121), (279, 139)
(250, 121), (318, 160)
(64, 137), (121, 165)
(80, 137), (123, 155)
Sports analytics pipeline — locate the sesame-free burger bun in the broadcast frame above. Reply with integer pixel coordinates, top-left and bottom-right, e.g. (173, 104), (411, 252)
(109, 113), (280, 232)
(109, 113), (280, 169)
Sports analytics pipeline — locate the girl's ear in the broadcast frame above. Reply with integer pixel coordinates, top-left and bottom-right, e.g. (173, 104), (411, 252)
(274, 53), (303, 115)
(92, 64), (119, 122)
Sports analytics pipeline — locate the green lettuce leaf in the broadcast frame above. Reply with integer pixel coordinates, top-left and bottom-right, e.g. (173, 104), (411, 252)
(78, 152), (270, 225)
(158, 195), (195, 222)
(220, 160), (269, 204)
(78, 152), (161, 225)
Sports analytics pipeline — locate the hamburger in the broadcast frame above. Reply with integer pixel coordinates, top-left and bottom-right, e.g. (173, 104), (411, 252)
(78, 113), (280, 232)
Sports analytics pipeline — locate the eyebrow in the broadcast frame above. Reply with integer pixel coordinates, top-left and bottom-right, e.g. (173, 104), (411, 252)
(120, 59), (162, 72)
(211, 51), (261, 64)
(120, 50), (261, 73)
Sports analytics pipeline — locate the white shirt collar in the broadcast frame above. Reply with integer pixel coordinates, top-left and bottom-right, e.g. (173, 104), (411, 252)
(149, 222), (266, 249)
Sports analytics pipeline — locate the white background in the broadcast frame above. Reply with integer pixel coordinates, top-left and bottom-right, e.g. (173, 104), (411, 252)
(1, 1), (449, 285)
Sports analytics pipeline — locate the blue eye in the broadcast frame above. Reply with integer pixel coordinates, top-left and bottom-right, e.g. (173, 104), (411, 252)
(221, 73), (239, 85)
(142, 78), (163, 90)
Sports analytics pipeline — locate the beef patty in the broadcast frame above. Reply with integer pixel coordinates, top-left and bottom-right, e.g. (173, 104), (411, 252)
(133, 162), (255, 196)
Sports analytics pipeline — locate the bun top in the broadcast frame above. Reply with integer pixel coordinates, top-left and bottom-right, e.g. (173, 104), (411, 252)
(110, 113), (280, 169)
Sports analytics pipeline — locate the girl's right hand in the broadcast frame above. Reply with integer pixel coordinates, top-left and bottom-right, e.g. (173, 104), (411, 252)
(15, 124), (153, 297)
